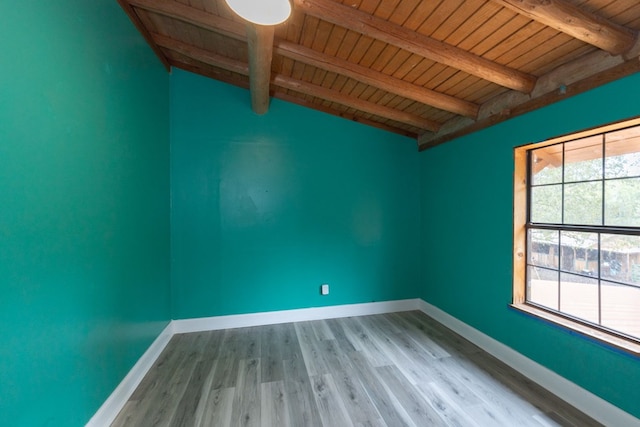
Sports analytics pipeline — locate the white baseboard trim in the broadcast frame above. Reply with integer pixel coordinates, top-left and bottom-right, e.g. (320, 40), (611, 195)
(417, 299), (640, 427)
(172, 299), (421, 334)
(87, 299), (419, 425)
(86, 321), (175, 427)
(90, 298), (638, 427)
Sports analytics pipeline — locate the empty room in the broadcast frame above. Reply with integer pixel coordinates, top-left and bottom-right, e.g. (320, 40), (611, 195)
(2, 0), (640, 426)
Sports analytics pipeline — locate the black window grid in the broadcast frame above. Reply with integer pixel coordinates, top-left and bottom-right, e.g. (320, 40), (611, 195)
(524, 124), (640, 342)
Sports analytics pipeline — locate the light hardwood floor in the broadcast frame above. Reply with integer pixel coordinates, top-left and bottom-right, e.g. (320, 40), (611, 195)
(112, 311), (601, 426)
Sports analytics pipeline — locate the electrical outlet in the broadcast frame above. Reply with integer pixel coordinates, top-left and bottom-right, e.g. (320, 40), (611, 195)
(320, 284), (329, 295)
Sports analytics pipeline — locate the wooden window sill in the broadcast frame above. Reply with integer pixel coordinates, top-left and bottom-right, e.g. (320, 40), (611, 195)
(510, 303), (640, 357)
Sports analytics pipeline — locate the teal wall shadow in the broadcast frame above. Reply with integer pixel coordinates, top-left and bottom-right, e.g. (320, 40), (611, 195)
(0, 1), (170, 425)
(170, 70), (420, 319)
(419, 72), (640, 418)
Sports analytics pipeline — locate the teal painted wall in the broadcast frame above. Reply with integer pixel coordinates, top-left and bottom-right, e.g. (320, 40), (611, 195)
(171, 70), (419, 319)
(0, 1), (170, 425)
(419, 72), (640, 418)
(4, 0), (638, 420)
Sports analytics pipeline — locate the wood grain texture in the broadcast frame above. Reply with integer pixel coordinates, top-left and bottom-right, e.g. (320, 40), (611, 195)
(272, 74), (441, 131)
(118, 0), (640, 149)
(513, 145), (528, 305)
(418, 56), (640, 150)
(274, 40), (480, 117)
(111, 312), (602, 426)
(491, 0), (637, 55)
(246, 24), (274, 115)
(155, 35), (439, 131)
(260, 381), (290, 427)
(294, 0), (537, 92)
(115, 0), (640, 148)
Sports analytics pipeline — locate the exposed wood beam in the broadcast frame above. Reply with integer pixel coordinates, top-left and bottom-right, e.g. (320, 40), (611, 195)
(246, 24), (274, 115)
(117, 0), (170, 70)
(293, 0), (537, 93)
(129, 0), (271, 114)
(490, 0), (637, 55)
(271, 75), (439, 131)
(274, 41), (479, 118)
(127, 0), (475, 117)
(128, 0), (246, 40)
(154, 35), (440, 132)
(169, 51), (419, 138)
(418, 52), (640, 150)
(168, 58), (420, 137)
(272, 92), (419, 138)
(168, 55), (251, 89)
(156, 34), (248, 75)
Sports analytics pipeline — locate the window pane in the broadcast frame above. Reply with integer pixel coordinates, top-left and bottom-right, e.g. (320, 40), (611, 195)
(564, 182), (602, 225)
(601, 281), (640, 340)
(601, 234), (640, 286)
(528, 229), (559, 269)
(531, 145), (562, 185)
(522, 123), (640, 347)
(604, 178), (640, 227)
(559, 231), (598, 275)
(527, 266), (558, 310)
(559, 272), (599, 324)
(605, 127), (640, 179)
(531, 184), (562, 223)
(564, 135), (603, 183)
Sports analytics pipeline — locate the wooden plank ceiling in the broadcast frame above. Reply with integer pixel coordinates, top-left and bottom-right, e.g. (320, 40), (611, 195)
(118, 0), (640, 150)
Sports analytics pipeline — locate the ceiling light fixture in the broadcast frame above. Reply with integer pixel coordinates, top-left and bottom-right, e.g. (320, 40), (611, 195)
(224, 0), (292, 26)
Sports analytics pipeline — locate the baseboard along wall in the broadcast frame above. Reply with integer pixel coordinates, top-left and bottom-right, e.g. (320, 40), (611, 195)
(417, 300), (640, 427)
(87, 299), (640, 427)
(86, 322), (175, 427)
(171, 299), (421, 334)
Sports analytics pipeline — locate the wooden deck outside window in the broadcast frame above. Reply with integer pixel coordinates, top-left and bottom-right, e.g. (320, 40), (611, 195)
(513, 117), (640, 355)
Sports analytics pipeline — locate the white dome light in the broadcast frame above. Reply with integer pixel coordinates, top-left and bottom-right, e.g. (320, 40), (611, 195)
(224, 0), (292, 26)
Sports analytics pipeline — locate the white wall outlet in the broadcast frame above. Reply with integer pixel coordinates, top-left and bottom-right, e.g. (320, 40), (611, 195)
(320, 284), (329, 295)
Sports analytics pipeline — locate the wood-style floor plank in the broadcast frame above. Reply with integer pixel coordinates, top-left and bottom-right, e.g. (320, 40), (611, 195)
(282, 377), (323, 427)
(260, 325), (284, 383)
(346, 350), (416, 427)
(170, 357), (215, 426)
(330, 368), (384, 426)
(260, 381), (289, 427)
(111, 312), (603, 427)
(198, 387), (234, 427)
(343, 316), (395, 367)
(295, 321), (331, 377)
(231, 358), (261, 427)
(311, 374), (354, 427)
(375, 365), (446, 425)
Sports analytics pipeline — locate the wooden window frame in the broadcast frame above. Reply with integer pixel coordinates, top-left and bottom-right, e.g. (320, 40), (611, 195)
(512, 116), (640, 356)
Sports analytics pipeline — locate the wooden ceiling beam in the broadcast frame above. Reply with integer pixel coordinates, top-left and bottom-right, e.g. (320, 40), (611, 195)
(246, 24), (274, 115)
(293, 0), (537, 93)
(155, 34), (248, 74)
(154, 35), (440, 132)
(272, 92), (419, 138)
(274, 41), (479, 118)
(418, 51), (640, 150)
(490, 0), (637, 55)
(167, 55), (251, 90)
(271, 75), (439, 131)
(129, 0), (272, 114)
(165, 57), (419, 137)
(127, 0), (475, 117)
(128, 0), (246, 40)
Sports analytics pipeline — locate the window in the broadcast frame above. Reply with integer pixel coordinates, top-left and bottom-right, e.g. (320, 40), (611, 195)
(513, 117), (640, 354)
